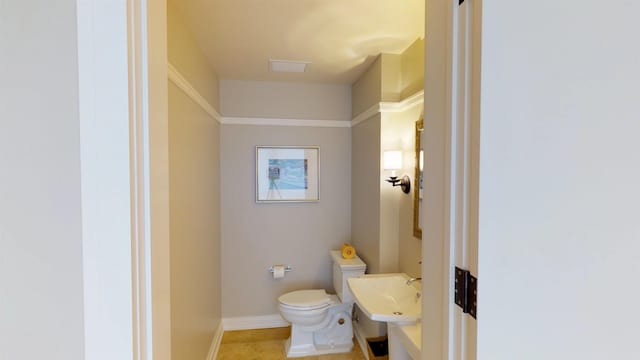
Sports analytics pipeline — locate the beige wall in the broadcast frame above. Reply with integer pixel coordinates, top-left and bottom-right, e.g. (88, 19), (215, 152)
(168, 0), (220, 109)
(0, 1), (85, 359)
(167, 3), (222, 359)
(351, 56), (382, 117)
(386, 104), (423, 278)
(219, 80), (352, 317)
(220, 125), (351, 317)
(400, 39), (425, 99)
(380, 53), (403, 102)
(352, 39), (424, 120)
(220, 80), (351, 120)
(168, 82), (221, 359)
(351, 106), (421, 277)
(378, 109), (410, 274)
(351, 115), (382, 273)
(350, 41), (424, 277)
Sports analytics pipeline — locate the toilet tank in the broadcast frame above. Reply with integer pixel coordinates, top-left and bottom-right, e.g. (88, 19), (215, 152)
(330, 250), (366, 303)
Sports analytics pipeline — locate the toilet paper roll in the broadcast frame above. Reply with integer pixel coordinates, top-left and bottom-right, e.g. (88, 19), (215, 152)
(272, 265), (285, 279)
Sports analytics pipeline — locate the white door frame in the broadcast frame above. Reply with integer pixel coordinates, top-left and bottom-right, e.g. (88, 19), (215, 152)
(449, 0), (480, 359)
(76, 1), (170, 359)
(422, 0), (480, 359)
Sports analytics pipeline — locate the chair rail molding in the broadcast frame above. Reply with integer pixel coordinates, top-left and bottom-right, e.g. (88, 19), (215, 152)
(351, 90), (425, 127)
(167, 62), (222, 123)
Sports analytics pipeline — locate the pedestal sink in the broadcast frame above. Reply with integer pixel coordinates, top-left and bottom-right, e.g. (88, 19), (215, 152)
(347, 273), (421, 360)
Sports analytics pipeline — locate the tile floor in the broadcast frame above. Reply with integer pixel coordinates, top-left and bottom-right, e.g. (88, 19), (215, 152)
(217, 327), (366, 360)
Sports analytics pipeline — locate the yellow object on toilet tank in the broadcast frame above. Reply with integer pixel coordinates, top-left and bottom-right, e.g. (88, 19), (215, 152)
(341, 243), (356, 259)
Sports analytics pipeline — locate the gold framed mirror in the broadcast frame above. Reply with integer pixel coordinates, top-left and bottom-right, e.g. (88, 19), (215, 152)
(413, 118), (424, 239)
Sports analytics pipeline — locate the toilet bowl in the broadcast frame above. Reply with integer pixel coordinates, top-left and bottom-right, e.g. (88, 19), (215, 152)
(279, 290), (333, 329)
(277, 251), (366, 358)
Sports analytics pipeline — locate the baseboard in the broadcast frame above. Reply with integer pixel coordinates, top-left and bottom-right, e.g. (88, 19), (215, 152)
(222, 314), (289, 331)
(206, 321), (224, 360)
(353, 320), (370, 360)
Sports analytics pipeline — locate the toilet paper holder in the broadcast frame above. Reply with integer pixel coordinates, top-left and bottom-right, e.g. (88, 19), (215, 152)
(268, 265), (292, 273)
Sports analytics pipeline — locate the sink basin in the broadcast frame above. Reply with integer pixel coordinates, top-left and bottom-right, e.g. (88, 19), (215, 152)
(347, 273), (421, 323)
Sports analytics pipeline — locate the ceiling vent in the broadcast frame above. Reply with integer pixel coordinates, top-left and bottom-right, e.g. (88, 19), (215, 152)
(269, 59), (310, 73)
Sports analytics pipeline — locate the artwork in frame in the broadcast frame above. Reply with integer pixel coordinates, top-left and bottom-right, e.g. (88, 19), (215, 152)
(256, 146), (320, 203)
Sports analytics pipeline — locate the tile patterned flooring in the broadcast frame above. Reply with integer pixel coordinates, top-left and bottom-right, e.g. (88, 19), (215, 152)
(217, 327), (366, 360)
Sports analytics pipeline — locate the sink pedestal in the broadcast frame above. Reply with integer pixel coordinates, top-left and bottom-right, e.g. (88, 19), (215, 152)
(387, 323), (413, 360)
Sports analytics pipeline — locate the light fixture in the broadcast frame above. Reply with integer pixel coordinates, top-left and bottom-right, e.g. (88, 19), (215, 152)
(383, 150), (411, 194)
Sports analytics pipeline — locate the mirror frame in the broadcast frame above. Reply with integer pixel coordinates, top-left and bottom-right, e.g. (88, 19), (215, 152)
(413, 118), (424, 239)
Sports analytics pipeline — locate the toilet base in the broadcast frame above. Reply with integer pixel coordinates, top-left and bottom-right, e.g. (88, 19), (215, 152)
(283, 304), (355, 358)
(284, 337), (353, 358)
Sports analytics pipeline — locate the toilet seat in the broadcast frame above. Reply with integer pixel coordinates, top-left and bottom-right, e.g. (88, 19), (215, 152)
(278, 290), (330, 310)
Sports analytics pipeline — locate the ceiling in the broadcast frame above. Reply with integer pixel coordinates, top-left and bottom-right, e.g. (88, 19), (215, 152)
(172, 0), (425, 84)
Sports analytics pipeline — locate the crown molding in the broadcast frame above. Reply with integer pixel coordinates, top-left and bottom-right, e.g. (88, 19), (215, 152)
(167, 63), (222, 123)
(221, 117), (351, 127)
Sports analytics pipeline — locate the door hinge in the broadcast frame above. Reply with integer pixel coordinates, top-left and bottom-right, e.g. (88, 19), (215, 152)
(459, 0), (466, 5)
(454, 267), (477, 319)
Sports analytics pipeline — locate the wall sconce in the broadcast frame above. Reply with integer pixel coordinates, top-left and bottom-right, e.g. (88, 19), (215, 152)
(383, 150), (411, 194)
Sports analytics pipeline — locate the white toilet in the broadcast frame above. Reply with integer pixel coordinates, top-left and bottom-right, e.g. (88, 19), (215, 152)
(278, 250), (366, 358)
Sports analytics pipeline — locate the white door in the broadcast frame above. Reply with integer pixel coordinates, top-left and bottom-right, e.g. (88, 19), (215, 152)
(475, 1), (640, 359)
(422, 0), (480, 358)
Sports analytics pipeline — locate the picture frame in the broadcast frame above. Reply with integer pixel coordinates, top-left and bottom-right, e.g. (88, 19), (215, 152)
(255, 146), (320, 203)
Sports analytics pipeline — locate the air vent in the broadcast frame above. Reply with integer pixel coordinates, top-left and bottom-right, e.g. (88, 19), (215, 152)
(269, 59), (310, 73)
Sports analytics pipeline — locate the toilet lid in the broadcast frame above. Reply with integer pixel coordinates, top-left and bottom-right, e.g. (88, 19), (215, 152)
(278, 290), (329, 308)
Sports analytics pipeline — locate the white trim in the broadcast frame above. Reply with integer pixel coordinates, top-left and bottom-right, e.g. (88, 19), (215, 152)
(221, 117), (351, 127)
(128, 0), (153, 358)
(216, 91), (425, 129)
(218, 90), (426, 129)
(167, 62), (222, 123)
(351, 90), (425, 126)
(206, 322), (224, 360)
(222, 314), (289, 331)
(77, 1), (136, 359)
(146, 1), (172, 359)
(353, 321), (370, 360)
(77, 1), (169, 359)
(422, 0), (456, 359)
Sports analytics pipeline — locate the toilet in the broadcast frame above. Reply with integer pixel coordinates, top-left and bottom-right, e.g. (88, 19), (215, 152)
(278, 250), (366, 358)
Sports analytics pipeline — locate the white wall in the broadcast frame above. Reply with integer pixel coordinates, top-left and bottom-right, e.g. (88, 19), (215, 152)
(478, 1), (640, 359)
(0, 1), (85, 359)
(220, 81), (352, 318)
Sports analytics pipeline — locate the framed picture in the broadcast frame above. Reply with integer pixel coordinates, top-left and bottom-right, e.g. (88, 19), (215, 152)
(256, 146), (320, 203)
